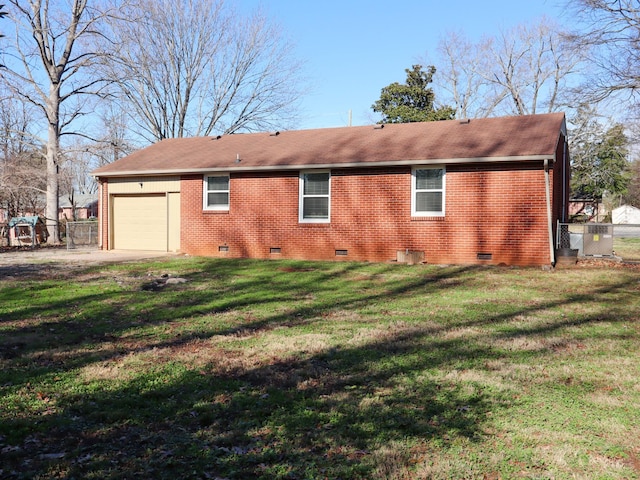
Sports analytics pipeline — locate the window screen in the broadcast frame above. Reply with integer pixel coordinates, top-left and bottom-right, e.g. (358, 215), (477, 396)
(204, 175), (229, 210)
(413, 167), (445, 216)
(300, 171), (330, 222)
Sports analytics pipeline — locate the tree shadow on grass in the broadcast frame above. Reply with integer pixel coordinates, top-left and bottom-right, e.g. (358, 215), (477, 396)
(1, 259), (639, 478)
(0, 259), (470, 374)
(2, 327), (501, 479)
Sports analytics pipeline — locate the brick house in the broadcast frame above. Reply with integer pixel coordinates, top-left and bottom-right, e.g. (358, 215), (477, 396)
(59, 194), (99, 221)
(92, 113), (570, 266)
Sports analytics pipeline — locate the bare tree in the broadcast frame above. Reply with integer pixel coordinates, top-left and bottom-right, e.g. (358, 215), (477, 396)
(60, 105), (136, 201)
(0, 150), (46, 218)
(93, 103), (136, 166)
(59, 142), (101, 199)
(564, 0), (640, 107)
(436, 32), (504, 118)
(435, 17), (580, 117)
(1, 0), (118, 243)
(498, 18), (579, 115)
(0, 94), (46, 218)
(103, 0), (304, 141)
(0, 4), (7, 46)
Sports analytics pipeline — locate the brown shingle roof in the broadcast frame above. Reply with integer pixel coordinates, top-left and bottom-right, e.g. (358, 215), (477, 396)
(92, 112), (566, 177)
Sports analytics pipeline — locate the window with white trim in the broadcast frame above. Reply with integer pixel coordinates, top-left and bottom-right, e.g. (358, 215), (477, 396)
(412, 167), (445, 216)
(299, 171), (330, 222)
(203, 174), (229, 210)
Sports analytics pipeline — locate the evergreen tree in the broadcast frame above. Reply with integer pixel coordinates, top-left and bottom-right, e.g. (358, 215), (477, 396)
(622, 159), (640, 208)
(571, 122), (630, 202)
(372, 65), (455, 123)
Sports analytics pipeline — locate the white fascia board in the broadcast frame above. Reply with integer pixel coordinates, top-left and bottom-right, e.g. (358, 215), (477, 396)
(92, 155), (555, 178)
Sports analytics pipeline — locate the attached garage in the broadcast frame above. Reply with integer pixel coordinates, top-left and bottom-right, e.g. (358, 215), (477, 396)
(103, 177), (181, 252)
(112, 195), (167, 250)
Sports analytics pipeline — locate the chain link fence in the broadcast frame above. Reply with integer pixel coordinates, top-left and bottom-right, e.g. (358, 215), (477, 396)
(65, 220), (99, 250)
(557, 222), (640, 262)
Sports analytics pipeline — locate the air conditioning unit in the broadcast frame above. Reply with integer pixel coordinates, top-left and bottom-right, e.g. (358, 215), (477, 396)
(583, 224), (613, 256)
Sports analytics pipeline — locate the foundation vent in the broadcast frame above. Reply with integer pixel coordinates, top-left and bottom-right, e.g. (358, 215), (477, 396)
(477, 252), (492, 261)
(270, 247), (281, 254)
(335, 249), (348, 256)
(397, 250), (425, 265)
(218, 245), (229, 253)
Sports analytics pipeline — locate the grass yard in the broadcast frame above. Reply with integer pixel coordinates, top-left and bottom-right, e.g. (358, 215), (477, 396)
(615, 237), (640, 262)
(1, 257), (640, 479)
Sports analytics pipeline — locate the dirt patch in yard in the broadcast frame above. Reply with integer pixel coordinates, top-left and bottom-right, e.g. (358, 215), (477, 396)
(575, 257), (640, 270)
(0, 246), (176, 279)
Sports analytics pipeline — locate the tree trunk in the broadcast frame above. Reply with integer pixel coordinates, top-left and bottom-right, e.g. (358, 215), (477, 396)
(45, 145), (59, 244)
(45, 87), (60, 245)
(4, 0), (114, 243)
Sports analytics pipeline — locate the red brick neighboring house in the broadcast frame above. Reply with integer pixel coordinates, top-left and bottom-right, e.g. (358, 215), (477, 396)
(59, 194), (99, 221)
(92, 113), (570, 266)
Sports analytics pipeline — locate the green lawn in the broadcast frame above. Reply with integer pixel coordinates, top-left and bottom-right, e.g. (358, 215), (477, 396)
(1, 257), (640, 479)
(615, 237), (640, 262)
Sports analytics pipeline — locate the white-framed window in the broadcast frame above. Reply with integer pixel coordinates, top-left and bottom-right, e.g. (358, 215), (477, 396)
(203, 174), (230, 210)
(412, 167), (445, 216)
(299, 170), (330, 222)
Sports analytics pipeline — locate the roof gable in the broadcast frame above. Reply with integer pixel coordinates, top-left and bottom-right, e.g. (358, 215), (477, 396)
(93, 112), (566, 177)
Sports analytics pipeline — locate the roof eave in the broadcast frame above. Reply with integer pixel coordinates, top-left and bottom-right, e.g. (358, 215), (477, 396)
(92, 154), (555, 178)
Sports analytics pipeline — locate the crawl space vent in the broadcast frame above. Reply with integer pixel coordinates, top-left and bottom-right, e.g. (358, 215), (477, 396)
(397, 250), (425, 265)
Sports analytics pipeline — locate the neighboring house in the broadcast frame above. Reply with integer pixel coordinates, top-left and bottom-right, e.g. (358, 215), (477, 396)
(59, 194), (98, 221)
(92, 113), (570, 266)
(568, 198), (603, 222)
(0, 194), (98, 223)
(612, 205), (640, 224)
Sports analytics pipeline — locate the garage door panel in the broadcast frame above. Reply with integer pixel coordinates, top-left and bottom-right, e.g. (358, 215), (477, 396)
(112, 195), (167, 251)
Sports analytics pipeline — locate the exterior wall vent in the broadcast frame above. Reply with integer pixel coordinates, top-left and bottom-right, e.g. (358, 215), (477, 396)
(335, 249), (348, 256)
(218, 245), (229, 253)
(270, 247), (281, 254)
(477, 252), (492, 260)
(396, 250), (425, 265)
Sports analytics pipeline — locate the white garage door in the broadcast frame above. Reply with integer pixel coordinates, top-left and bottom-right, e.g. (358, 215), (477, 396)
(112, 195), (167, 251)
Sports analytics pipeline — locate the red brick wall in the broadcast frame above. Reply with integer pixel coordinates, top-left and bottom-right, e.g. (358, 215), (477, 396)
(59, 206), (97, 221)
(180, 161), (560, 266)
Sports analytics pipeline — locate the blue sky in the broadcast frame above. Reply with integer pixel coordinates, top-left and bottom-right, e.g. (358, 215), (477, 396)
(239, 0), (564, 130)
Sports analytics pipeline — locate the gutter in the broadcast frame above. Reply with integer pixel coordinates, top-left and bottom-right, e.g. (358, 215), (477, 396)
(98, 181), (103, 249)
(92, 154), (553, 178)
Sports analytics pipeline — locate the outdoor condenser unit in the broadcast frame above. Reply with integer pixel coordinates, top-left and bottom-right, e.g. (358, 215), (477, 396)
(583, 224), (614, 256)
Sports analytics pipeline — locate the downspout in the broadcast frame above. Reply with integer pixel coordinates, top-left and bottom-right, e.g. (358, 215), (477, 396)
(562, 140), (568, 223)
(544, 159), (555, 266)
(97, 179), (103, 250)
